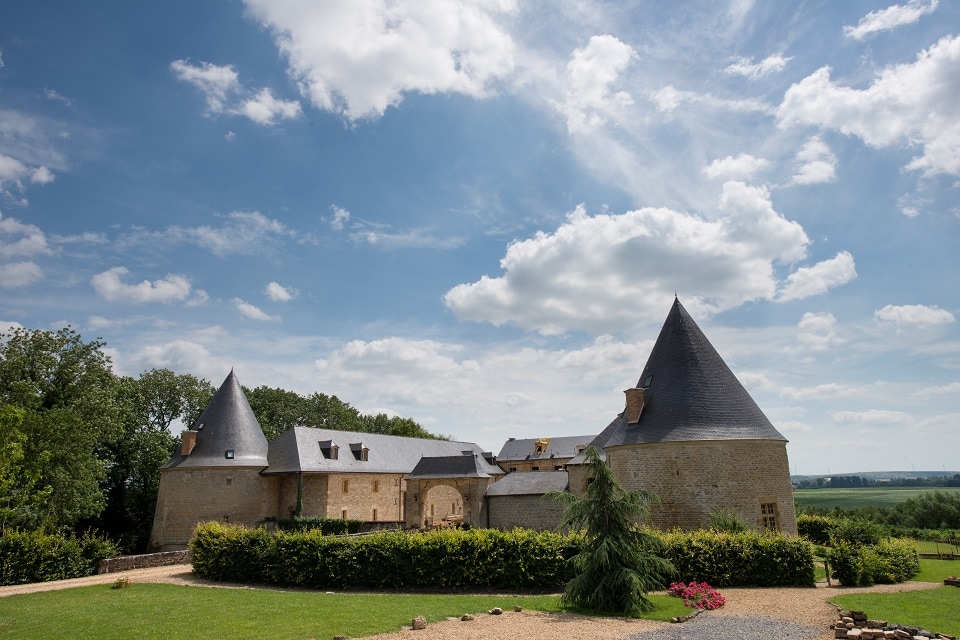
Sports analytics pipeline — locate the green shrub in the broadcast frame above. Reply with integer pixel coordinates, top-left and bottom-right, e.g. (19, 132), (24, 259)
(797, 513), (835, 545)
(657, 529), (815, 587)
(871, 538), (920, 583)
(0, 530), (119, 585)
(707, 510), (749, 533)
(275, 516), (363, 535)
(828, 540), (873, 586)
(829, 518), (886, 546)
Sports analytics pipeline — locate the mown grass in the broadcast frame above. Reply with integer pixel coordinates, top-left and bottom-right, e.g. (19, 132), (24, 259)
(0, 583), (689, 640)
(914, 558), (960, 583)
(831, 586), (960, 637)
(793, 487), (960, 511)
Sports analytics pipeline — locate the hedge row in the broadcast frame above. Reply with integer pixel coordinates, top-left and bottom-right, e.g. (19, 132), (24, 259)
(191, 523), (816, 589)
(659, 529), (816, 587)
(274, 517), (364, 535)
(0, 530), (119, 586)
(828, 537), (920, 586)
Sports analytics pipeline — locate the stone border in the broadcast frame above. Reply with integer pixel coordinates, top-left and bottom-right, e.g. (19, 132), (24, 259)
(97, 551), (191, 574)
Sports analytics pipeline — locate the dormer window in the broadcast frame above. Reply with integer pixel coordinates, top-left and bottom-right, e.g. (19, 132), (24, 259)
(350, 443), (368, 461)
(225, 450), (235, 459)
(642, 375), (653, 388)
(534, 437), (550, 455)
(319, 440), (339, 460)
(197, 422), (205, 430)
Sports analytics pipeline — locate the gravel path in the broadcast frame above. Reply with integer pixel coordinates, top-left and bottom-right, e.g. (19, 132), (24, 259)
(0, 564), (943, 640)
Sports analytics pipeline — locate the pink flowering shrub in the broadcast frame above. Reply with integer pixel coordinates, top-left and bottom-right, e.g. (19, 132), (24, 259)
(668, 581), (726, 610)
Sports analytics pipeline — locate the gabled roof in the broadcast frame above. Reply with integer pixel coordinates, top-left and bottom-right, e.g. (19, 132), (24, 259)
(407, 452), (504, 479)
(496, 435), (595, 462)
(603, 298), (786, 447)
(485, 470), (569, 496)
(164, 370), (269, 468)
(263, 426), (503, 476)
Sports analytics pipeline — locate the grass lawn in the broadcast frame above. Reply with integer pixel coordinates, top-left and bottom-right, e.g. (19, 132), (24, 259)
(914, 558), (960, 583)
(831, 586), (960, 637)
(0, 584), (689, 640)
(794, 487), (960, 511)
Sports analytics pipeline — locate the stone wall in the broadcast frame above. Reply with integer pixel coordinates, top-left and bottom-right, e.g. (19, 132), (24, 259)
(498, 459), (572, 473)
(97, 550), (190, 574)
(486, 494), (566, 530)
(319, 472), (406, 522)
(606, 439), (798, 535)
(149, 466), (279, 551)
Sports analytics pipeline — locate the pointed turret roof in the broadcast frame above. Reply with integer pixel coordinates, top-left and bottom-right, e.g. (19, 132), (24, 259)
(163, 370), (269, 468)
(603, 298), (786, 447)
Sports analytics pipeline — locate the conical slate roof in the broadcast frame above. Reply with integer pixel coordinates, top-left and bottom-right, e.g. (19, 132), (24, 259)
(604, 298), (786, 447)
(163, 370), (269, 468)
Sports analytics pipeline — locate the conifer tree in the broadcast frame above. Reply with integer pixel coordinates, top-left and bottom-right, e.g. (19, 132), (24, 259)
(552, 446), (675, 614)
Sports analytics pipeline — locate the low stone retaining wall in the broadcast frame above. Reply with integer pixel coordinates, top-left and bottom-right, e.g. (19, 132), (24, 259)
(97, 550), (191, 574)
(832, 607), (955, 640)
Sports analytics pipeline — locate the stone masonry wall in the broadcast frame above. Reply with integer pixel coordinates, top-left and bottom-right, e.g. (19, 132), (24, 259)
(498, 458), (573, 473)
(606, 440), (798, 535)
(149, 467), (279, 551)
(318, 472), (407, 522)
(487, 494), (566, 530)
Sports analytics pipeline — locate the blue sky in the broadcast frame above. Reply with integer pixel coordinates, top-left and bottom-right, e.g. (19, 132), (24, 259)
(2, 0), (959, 474)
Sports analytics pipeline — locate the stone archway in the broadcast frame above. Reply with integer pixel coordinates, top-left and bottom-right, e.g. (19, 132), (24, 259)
(404, 477), (494, 529)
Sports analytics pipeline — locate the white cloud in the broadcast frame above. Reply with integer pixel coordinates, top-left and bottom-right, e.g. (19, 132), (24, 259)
(777, 251), (856, 301)
(351, 227), (465, 250)
(843, 0), (939, 40)
(703, 153), (769, 180)
(236, 88), (302, 125)
(557, 35), (636, 134)
(789, 135), (837, 185)
(265, 281), (298, 302)
(724, 54), (791, 79)
(913, 381), (960, 397)
(777, 35), (960, 176)
(122, 340), (214, 377)
(831, 409), (915, 426)
(789, 311), (846, 354)
(243, 0), (517, 121)
(0, 260), (43, 288)
(445, 182), (816, 334)
(874, 303), (955, 328)
(170, 60), (240, 113)
(329, 204), (351, 230)
(780, 382), (859, 400)
(0, 213), (50, 258)
(0, 153), (55, 201)
(91, 267), (192, 303)
(233, 297), (279, 322)
(651, 85), (772, 114)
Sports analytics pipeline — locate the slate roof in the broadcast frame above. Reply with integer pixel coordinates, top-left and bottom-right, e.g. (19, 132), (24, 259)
(407, 453), (504, 479)
(163, 370), (269, 468)
(496, 435), (595, 463)
(602, 297), (786, 448)
(485, 470), (569, 496)
(264, 426), (503, 476)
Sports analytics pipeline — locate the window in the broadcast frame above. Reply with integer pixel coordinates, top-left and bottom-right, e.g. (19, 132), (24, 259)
(224, 450), (235, 459)
(319, 441), (339, 460)
(350, 443), (368, 461)
(760, 503), (779, 531)
(642, 375), (653, 388)
(372, 508), (378, 521)
(341, 509), (348, 519)
(531, 466), (540, 471)
(372, 480), (379, 492)
(225, 478), (232, 486)
(342, 479), (349, 493)
(533, 437), (549, 455)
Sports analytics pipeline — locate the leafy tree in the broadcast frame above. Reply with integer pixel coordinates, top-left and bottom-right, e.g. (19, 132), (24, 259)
(0, 405), (52, 532)
(244, 386), (310, 440)
(0, 327), (122, 530)
(551, 447), (675, 615)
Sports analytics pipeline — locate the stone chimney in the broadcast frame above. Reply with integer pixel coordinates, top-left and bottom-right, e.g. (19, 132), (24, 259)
(181, 430), (197, 456)
(623, 388), (645, 424)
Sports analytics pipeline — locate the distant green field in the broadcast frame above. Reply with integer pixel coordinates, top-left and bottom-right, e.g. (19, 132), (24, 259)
(794, 487), (960, 510)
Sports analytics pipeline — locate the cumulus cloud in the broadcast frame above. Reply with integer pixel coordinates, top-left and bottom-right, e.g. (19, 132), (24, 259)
(444, 182), (825, 334)
(91, 267), (192, 303)
(777, 251), (857, 301)
(0, 153), (55, 201)
(843, 0), (939, 40)
(777, 35), (960, 176)
(703, 153), (769, 180)
(874, 303), (955, 328)
(238, 88), (302, 125)
(789, 311), (846, 354)
(171, 60), (300, 126)
(557, 35), (636, 134)
(0, 260), (43, 288)
(243, 0), (517, 121)
(724, 54), (792, 79)
(789, 135), (837, 185)
(0, 213), (50, 258)
(232, 298), (279, 321)
(329, 204), (351, 230)
(265, 281), (298, 302)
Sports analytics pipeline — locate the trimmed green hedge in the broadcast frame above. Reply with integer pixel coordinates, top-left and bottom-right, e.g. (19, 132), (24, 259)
(275, 517), (363, 535)
(659, 529), (816, 587)
(797, 513), (835, 545)
(828, 537), (920, 586)
(191, 522), (817, 589)
(0, 530), (119, 585)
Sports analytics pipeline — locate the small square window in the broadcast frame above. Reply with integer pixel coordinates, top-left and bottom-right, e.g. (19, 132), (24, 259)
(225, 450), (235, 459)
